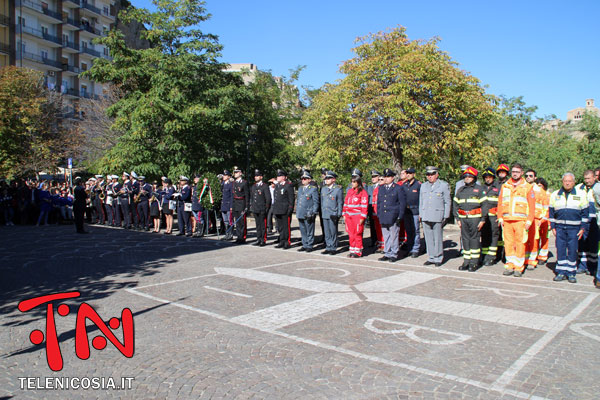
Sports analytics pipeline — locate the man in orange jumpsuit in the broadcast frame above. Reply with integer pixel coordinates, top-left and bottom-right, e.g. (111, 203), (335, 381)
(524, 169), (548, 270)
(535, 178), (551, 265)
(497, 163), (536, 277)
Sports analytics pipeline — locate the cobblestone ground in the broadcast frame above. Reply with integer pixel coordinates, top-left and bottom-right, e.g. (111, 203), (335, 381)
(1, 219), (599, 399)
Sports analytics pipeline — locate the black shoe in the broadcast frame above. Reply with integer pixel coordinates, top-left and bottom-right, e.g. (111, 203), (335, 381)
(252, 241), (261, 246)
(283, 243), (291, 249)
(410, 252), (419, 258)
(458, 264), (469, 271)
(388, 257), (397, 263)
(298, 247), (306, 252)
(185, 233), (192, 237)
(378, 256), (389, 261)
(321, 250), (331, 255)
(468, 265), (478, 272)
(538, 260), (547, 266)
(435, 262), (442, 267)
(424, 261), (435, 266)
(176, 232), (185, 236)
(259, 242), (266, 247)
(275, 243), (284, 248)
(329, 250), (336, 255)
(305, 248), (314, 253)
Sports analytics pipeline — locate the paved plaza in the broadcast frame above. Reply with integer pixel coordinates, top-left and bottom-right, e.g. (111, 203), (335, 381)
(1, 220), (599, 399)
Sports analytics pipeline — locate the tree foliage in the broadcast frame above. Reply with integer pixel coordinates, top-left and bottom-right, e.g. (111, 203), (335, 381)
(0, 67), (80, 178)
(300, 26), (496, 183)
(84, 0), (303, 182)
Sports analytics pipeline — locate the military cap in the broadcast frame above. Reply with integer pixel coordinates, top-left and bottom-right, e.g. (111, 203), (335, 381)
(383, 168), (396, 177)
(194, 173), (202, 178)
(179, 175), (189, 182)
(130, 171), (139, 179)
(138, 176), (146, 181)
(95, 174), (103, 179)
(122, 172), (130, 177)
(496, 164), (510, 173)
(110, 175), (117, 180)
(161, 176), (167, 181)
(406, 167), (416, 174)
(425, 166), (438, 174)
(351, 168), (363, 178)
(164, 178), (172, 184)
(276, 169), (288, 177)
(320, 168), (327, 175)
(325, 171), (337, 179)
(482, 167), (496, 177)
(233, 166), (242, 173)
(254, 169), (263, 176)
(89, 177), (97, 182)
(371, 170), (381, 177)
(74, 176), (82, 183)
(462, 167), (478, 177)
(223, 169), (231, 176)
(301, 170), (312, 179)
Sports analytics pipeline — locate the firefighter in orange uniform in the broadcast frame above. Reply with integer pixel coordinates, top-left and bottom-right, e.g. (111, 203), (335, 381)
(497, 163), (536, 277)
(535, 178), (551, 265)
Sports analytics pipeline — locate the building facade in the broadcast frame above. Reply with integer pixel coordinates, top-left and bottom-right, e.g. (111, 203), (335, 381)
(567, 99), (600, 122)
(1, 0), (115, 116)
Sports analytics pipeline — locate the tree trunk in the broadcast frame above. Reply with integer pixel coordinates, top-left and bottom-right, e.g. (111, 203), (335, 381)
(391, 145), (403, 174)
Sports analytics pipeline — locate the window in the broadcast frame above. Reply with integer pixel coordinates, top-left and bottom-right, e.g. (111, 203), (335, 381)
(41, 26), (49, 35)
(103, 6), (109, 16)
(81, 84), (88, 96)
(41, 50), (48, 59)
(63, 34), (69, 45)
(81, 62), (88, 71)
(41, 2), (49, 10)
(81, 41), (88, 49)
(18, 16), (25, 26)
(103, 47), (109, 56)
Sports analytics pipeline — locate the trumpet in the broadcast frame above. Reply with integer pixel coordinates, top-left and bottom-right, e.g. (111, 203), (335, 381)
(99, 192), (106, 200)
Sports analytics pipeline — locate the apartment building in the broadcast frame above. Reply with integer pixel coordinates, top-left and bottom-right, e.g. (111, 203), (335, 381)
(1, 0), (115, 116)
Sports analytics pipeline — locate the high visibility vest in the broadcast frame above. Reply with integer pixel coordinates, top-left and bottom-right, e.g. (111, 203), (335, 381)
(498, 179), (534, 221)
(532, 184), (547, 220)
(549, 187), (589, 228)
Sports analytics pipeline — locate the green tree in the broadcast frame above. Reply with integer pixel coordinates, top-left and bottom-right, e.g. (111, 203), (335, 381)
(300, 27), (496, 183)
(84, 0), (304, 182)
(0, 67), (80, 178)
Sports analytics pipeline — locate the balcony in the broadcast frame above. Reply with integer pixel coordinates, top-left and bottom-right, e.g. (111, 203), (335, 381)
(62, 64), (81, 74)
(64, 88), (80, 97)
(63, 16), (81, 29)
(62, 40), (80, 52)
(81, 46), (101, 57)
(16, 0), (63, 22)
(80, 22), (102, 36)
(64, 0), (81, 6)
(17, 50), (63, 70)
(0, 42), (10, 55)
(16, 25), (63, 47)
(0, 13), (9, 26)
(80, 91), (99, 100)
(81, 1), (102, 16)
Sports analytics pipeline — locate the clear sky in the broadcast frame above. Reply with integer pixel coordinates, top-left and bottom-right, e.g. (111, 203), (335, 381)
(130, 0), (599, 119)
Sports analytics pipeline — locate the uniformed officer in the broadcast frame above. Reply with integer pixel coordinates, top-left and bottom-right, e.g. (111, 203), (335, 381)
(320, 171), (343, 255)
(105, 175), (117, 226)
(250, 169), (271, 246)
(480, 167), (501, 266)
(136, 176), (152, 231)
(73, 176), (88, 234)
(191, 174), (204, 238)
(92, 175), (106, 225)
(220, 170), (234, 240)
(272, 169), (295, 249)
(176, 176), (192, 236)
(550, 172), (589, 283)
(402, 167), (421, 258)
(316, 168), (327, 244)
(117, 172), (132, 229)
(296, 170), (320, 252)
(232, 167), (250, 243)
(367, 170), (384, 252)
(495, 163), (510, 261)
(454, 167), (486, 271)
(130, 171), (141, 229)
(377, 168), (407, 262)
(419, 166), (451, 266)
(576, 170), (600, 276)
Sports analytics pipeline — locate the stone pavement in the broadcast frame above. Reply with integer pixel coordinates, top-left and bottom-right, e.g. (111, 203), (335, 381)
(1, 219), (599, 399)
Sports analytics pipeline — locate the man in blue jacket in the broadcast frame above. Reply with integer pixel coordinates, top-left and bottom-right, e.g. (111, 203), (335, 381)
(377, 168), (407, 262)
(296, 170), (320, 252)
(402, 167), (421, 258)
(220, 170), (234, 240)
(176, 176), (192, 236)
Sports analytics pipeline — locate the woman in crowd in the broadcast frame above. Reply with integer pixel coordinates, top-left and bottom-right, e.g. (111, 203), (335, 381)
(36, 183), (52, 226)
(161, 178), (175, 234)
(343, 172), (369, 258)
(150, 181), (162, 233)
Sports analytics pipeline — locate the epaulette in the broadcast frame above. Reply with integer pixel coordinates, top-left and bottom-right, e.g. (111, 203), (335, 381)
(334, 184), (342, 189)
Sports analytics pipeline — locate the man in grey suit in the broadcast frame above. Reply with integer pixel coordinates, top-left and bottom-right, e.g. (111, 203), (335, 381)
(419, 166), (451, 266)
(320, 171), (344, 255)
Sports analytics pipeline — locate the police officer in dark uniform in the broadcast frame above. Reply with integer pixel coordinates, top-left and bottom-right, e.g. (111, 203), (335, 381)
(317, 167), (327, 244)
(377, 168), (407, 262)
(272, 169), (295, 249)
(220, 170), (234, 240)
(481, 167), (501, 266)
(402, 167), (421, 257)
(176, 176), (192, 236)
(232, 167), (250, 244)
(191, 174), (205, 238)
(92, 175), (106, 224)
(136, 176), (152, 231)
(250, 169), (271, 246)
(73, 177), (88, 234)
(453, 167), (486, 271)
